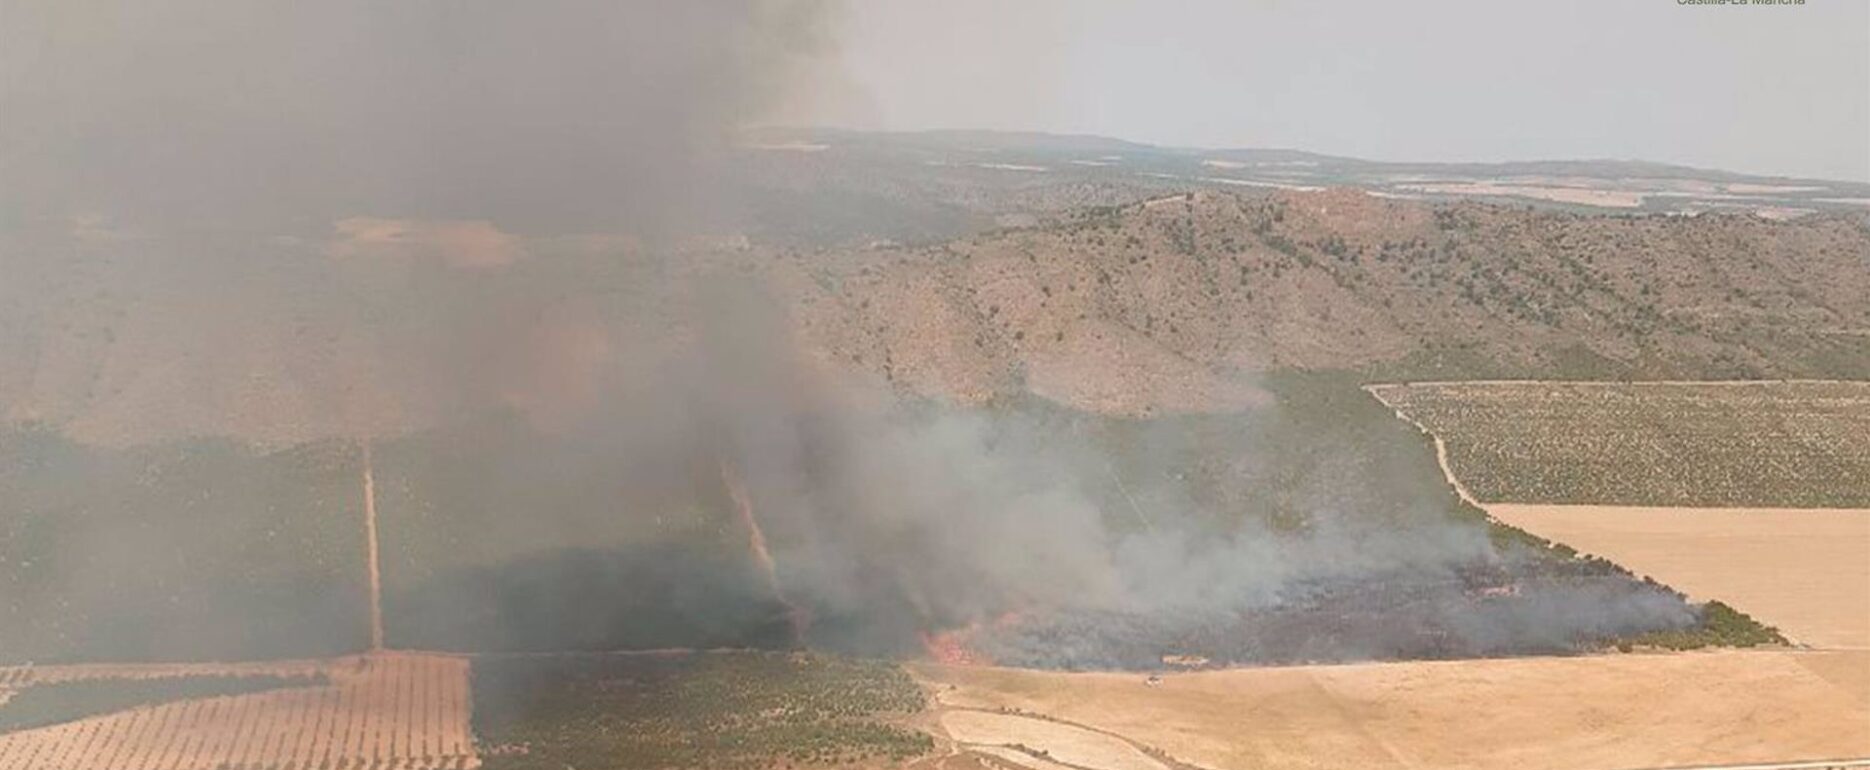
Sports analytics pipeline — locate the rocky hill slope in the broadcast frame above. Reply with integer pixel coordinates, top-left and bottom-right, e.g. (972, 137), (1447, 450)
(784, 189), (1870, 415)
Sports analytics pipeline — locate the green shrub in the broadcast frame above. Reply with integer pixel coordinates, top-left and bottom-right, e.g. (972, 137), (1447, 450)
(473, 652), (931, 770)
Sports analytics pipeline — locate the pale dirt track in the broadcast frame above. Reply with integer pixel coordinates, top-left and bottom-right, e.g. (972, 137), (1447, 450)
(363, 440), (385, 651)
(0, 652), (477, 770)
(918, 650), (1870, 770)
(1487, 505), (1870, 651)
(939, 710), (1167, 770)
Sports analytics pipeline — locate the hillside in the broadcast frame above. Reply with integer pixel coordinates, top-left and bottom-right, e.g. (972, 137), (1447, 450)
(785, 189), (1870, 415)
(2, 186), (1866, 446)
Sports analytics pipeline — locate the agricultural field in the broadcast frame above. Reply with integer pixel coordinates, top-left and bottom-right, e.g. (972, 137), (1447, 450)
(0, 653), (476, 770)
(0, 673), (323, 734)
(471, 651), (931, 770)
(935, 710), (1175, 770)
(916, 649), (1870, 770)
(1488, 505), (1870, 650)
(3, 376), (1782, 669)
(1367, 381), (1870, 507)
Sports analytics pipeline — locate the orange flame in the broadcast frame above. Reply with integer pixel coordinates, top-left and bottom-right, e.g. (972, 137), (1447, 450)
(920, 627), (991, 666)
(919, 612), (1022, 666)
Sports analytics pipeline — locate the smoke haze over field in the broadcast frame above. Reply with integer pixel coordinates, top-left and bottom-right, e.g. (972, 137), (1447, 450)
(0, 1), (1705, 669)
(0, 0), (845, 442)
(372, 284), (1695, 665)
(1, 0), (857, 660)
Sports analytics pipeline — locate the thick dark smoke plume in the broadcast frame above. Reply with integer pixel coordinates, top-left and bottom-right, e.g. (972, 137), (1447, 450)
(0, 1), (1698, 670)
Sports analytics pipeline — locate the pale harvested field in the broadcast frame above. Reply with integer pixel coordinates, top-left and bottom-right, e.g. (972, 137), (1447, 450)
(1394, 181), (1646, 208)
(1488, 504), (1870, 650)
(918, 650), (1870, 770)
(0, 653), (477, 770)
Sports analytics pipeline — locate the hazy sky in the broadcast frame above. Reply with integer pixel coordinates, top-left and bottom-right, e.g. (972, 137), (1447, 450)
(826, 1), (1870, 182)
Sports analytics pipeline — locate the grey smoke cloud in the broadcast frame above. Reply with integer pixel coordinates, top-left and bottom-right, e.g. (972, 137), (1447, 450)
(610, 291), (1697, 665)
(2, 0), (836, 234)
(1, 0), (845, 440)
(0, 0), (852, 660)
(0, 0), (1701, 670)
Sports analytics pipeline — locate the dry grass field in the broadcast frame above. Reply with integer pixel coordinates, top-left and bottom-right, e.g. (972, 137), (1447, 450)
(1487, 505), (1870, 651)
(0, 653), (476, 770)
(1368, 380), (1870, 652)
(1332, 379), (1870, 767)
(916, 650), (1870, 770)
(1367, 381), (1870, 507)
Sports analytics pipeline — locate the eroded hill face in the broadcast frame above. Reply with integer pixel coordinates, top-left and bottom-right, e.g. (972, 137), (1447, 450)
(3, 188), (1867, 445)
(789, 189), (1870, 417)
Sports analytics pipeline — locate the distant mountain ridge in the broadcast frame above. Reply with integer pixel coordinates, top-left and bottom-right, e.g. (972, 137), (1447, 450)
(781, 188), (1869, 417)
(756, 126), (1870, 189)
